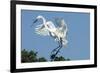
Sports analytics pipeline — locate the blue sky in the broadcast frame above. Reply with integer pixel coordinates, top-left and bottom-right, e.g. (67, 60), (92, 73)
(21, 10), (90, 61)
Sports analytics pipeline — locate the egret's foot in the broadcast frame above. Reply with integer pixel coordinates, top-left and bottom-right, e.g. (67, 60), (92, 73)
(50, 54), (56, 61)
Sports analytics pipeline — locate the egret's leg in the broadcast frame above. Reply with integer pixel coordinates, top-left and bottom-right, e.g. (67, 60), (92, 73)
(51, 44), (60, 54)
(50, 40), (61, 59)
(50, 44), (61, 61)
(52, 42), (62, 61)
(50, 38), (62, 61)
(51, 39), (61, 54)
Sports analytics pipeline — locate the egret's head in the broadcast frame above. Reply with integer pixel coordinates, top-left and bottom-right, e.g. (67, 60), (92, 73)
(32, 15), (45, 27)
(31, 16), (41, 27)
(36, 15), (43, 19)
(33, 15), (43, 24)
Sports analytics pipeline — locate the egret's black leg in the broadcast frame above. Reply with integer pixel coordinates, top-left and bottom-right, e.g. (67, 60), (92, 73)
(50, 44), (61, 61)
(51, 44), (60, 55)
(50, 38), (62, 61)
(52, 41), (62, 61)
(50, 39), (61, 58)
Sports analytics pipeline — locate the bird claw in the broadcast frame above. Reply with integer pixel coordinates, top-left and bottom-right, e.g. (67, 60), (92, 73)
(50, 54), (56, 60)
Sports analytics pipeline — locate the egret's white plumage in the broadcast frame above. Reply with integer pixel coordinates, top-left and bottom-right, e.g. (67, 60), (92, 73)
(32, 15), (68, 61)
(34, 15), (56, 36)
(33, 15), (68, 47)
(55, 19), (68, 46)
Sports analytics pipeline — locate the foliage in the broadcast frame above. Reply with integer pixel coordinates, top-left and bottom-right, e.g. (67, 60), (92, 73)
(21, 49), (70, 63)
(54, 56), (66, 61)
(21, 49), (38, 62)
(66, 58), (70, 61)
(38, 57), (47, 62)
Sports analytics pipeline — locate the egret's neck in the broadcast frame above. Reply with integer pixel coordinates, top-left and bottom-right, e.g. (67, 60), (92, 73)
(40, 16), (46, 24)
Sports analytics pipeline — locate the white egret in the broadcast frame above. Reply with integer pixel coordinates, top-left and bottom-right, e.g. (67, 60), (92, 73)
(32, 15), (68, 61)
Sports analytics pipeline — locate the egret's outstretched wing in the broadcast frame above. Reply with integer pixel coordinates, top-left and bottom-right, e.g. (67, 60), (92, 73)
(56, 18), (68, 36)
(55, 18), (61, 26)
(35, 24), (49, 36)
(61, 19), (68, 46)
(55, 18), (68, 30)
(55, 18), (68, 46)
(61, 19), (68, 36)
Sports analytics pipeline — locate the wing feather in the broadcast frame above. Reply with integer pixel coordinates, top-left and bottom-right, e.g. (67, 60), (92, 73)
(35, 24), (49, 36)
